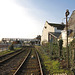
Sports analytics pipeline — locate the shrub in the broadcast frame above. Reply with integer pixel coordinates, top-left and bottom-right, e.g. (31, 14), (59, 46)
(35, 45), (73, 74)
(59, 39), (63, 57)
(9, 44), (14, 50)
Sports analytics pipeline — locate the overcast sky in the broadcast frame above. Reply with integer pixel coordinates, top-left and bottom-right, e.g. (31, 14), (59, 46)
(0, 0), (75, 40)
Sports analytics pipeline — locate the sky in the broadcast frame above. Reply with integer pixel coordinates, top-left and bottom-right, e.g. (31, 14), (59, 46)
(0, 0), (75, 40)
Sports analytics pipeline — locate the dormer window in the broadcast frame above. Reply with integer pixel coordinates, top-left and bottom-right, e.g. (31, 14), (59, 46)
(44, 26), (47, 29)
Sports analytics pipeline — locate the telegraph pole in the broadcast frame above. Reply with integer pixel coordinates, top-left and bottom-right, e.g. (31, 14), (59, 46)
(65, 9), (70, 69)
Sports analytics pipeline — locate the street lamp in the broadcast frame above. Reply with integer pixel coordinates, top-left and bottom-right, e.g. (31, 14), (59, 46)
(65, 9), (70, 69)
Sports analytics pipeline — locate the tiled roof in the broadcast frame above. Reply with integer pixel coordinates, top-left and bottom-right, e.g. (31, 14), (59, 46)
(68, 32), (74, 37)
(48, 23), (65, 30)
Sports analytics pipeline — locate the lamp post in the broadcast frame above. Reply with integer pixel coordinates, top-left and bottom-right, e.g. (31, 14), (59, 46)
(65, 9), (70, 69)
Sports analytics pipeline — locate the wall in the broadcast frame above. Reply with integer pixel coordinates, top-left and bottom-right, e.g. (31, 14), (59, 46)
(61, 30), (73, 47)
(41, 21), (54, 44)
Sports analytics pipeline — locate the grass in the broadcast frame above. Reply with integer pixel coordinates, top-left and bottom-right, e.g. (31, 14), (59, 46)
(14, 47), (22, 50)
(0, 50), (14, 56)
(35, 46), (73, 75)
(0, 47), (22, 56)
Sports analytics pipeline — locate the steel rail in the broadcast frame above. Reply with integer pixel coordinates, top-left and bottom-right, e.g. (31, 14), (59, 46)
(13, 49), (43, 75)
(0, 49), (22, 62)
(0, 49), (25, 64)
(13, 50), (31, 75)
(36, 50), (43, 75)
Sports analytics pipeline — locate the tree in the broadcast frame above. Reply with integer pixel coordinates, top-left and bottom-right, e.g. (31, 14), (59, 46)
(9, 44), (14, 50)
(36, 35), (41, 41)
(30, 41), (35, 45)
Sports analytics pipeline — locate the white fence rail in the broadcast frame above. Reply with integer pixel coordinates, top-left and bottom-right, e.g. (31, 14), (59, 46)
(53, 73), (67, 75)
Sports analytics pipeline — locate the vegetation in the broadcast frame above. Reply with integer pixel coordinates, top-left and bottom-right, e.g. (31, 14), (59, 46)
(0, 47), (22, 56)
(8, 44), (14, 50)
(36, 35), (41, 40)
(41, 42), (59, 59)
(30, 41), (35, 45)
(0, 50), (14, 56)
(14, 47), (22, 50)
(69, 38), (75, 71)
(35, 42), (73, 74)
(59, 39), (63, 57)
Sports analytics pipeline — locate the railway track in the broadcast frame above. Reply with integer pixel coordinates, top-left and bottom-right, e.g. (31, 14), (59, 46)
(13, 48), (43, 75)
(0, 48), (24, 64)
(0, 47), (31, 75)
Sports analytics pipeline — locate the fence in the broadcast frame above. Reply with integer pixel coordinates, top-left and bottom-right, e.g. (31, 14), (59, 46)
(53, 73), (67, 75)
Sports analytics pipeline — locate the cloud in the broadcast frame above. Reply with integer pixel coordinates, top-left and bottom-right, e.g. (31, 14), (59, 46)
(0, 0), (42, 39)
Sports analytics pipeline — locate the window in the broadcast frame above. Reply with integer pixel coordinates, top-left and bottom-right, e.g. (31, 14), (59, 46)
(44, 26), (47, 29)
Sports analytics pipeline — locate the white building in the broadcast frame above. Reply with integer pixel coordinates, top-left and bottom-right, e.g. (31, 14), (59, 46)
(41, 21), (65, 44)
(60, 10), (75, 47)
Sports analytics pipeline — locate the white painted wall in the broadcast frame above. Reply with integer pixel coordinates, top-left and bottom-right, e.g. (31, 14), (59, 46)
(41, 21), (54, 44)
(41, 21), (63, 45)
(61, 30), (73, 47)
(61, 30), (67, 40)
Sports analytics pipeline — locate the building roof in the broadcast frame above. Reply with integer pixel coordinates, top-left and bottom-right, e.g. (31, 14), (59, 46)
(58, 30), (73, 39)
(58, 34), (62, 39)
(48, 22), (65, 30)
(68, 31), (74, 37)
(49, 32), (61, 38)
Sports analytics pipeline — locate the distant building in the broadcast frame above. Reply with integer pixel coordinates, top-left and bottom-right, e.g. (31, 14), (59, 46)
(41, 21), (65, 44)
(59, 10), (75, 47)
(1, 38), (40, 46)
(35, 35), (41, 45)
(36, 35), (41, 41)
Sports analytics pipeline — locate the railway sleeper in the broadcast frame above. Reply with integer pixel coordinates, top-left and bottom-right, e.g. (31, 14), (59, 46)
(13, 49), (43, 75)
(20, 69), (40, 74)
(19, 72), (41, 75)
(25, 66), (40, 69)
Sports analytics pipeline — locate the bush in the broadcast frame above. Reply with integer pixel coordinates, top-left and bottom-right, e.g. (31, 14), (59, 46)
(9, 44), (14, 50)
(35, 44), (73, 74)
(59, 39), (63, 57)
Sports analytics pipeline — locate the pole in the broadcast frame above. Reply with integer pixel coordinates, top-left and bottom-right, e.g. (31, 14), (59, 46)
(65, 9), (70, 69)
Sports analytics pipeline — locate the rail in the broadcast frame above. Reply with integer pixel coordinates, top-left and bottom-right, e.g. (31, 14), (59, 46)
(13, 50), (31, 75)
(36, 50), (43, 75)
(0, 49), (24, 64)
(13, 48), (43, 75)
